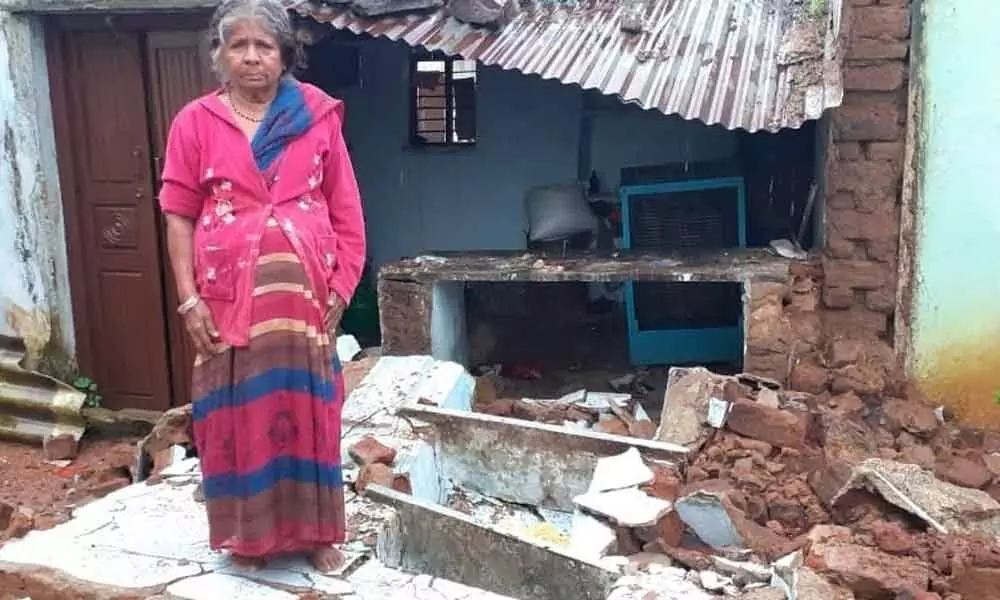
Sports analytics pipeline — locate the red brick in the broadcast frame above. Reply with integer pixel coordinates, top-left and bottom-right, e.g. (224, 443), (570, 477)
(847, 38), (909, 60)
(882, 397), (938, 436)
(851, 6), (911, 40)
(824, 259), (891, 291)
(865, 287), (896, 313)
(807, 540), (930, 596)
(827, 203), (899, 243)
(349, 436), (397, 467)
(854, 189), (896, 214)
(826, 236), (858, 260)
(726, 400), (808, 449)
(935, 455), (992, 490)
(790, 359), (830, 394)
(844, 62), (906, 91)
(866, 237), (899, 262)
(833, 93), (903, 141)
(830, 160), (899, 199)
(951, 566), (1000, 599)
(836, 142), (864, 161)
(823, 286), (857, 309)
(827, 192), (856, 211)
(867, 141), (904, 161)
(43, 433), (79, 461)
(823, 308), (889, 338)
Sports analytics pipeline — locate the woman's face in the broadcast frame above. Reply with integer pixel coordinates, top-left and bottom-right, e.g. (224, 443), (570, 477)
(222, 19), (284, 94)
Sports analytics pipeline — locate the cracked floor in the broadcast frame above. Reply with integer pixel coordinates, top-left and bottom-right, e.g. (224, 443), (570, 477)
(0, 457), (515, 599)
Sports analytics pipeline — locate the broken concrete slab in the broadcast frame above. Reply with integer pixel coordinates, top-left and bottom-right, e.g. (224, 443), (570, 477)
(589, 447), (655, 493)
(675, 490), (746, 549)
(344, 356), (475, 435)
(655, 367), (736, 451)
(605, 567), (716, 600)
(397, 405), (686, 511)
(370, 484), (618, 600)
(0, 471), (502, 600)
(573, 488), (672, 528)
(828, 458), (1000, 537)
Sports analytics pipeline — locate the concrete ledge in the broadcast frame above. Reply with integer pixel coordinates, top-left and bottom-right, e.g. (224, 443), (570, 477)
(369, 485), (618, 600)
(397, 405), (687, 511)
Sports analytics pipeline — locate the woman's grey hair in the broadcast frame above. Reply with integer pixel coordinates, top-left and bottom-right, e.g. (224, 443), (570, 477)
(208, 0), (304, 81)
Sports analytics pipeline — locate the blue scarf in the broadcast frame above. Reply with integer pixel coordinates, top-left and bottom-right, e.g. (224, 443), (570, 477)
(250, 77), (313, 174)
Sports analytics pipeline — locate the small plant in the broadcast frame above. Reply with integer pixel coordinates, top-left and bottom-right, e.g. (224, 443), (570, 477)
(994, 388), (1000, 406)
(72, 376), (104, 409)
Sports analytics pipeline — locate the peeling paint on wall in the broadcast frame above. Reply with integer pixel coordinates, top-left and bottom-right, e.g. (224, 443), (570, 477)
(910, 0), (1000, 428)
(0, 11), (75, 377)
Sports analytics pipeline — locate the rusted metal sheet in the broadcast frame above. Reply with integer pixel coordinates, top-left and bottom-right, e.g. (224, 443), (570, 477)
(0, 335), (86, 445)
(300, 0), (844, 131)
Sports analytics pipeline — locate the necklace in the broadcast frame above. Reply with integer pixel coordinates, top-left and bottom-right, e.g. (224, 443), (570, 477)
(226, 93), (267, 124)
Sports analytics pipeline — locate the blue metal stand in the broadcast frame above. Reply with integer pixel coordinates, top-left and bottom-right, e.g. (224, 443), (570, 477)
(621, 177), (747, 366)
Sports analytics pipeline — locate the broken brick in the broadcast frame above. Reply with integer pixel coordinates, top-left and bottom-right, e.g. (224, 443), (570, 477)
(807, 539), (931, 597)
(355, 463), (410, 495)
(725, 400), (807, 449)
(935, 455), (992, 490)
(43, 433), (79, 461)
(479, 398), (515, 417)
(883, 398), (939, 437)
(348, 436), (397, 467)
(628, 419), (656, 439)
(595, 417), (629, 436)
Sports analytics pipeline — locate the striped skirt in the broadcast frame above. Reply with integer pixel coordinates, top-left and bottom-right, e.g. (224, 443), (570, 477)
(191, 224), (346, 557)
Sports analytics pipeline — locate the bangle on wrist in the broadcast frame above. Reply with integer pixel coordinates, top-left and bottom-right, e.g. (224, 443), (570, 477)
(177, 294), (201, 315)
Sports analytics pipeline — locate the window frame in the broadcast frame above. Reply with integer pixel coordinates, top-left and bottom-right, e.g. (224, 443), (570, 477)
(408, 50), (477, 148)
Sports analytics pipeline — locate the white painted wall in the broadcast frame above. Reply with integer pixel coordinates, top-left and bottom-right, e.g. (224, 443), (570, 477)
(0, 11), (75, 374)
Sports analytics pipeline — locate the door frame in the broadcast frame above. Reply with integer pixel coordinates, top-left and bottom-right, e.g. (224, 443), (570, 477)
(44, 13), (212, 408)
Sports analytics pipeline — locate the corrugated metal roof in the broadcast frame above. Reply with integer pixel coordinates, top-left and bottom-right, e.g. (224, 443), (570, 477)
(0, 335), (86, 445)
(298, 0), (844, 132)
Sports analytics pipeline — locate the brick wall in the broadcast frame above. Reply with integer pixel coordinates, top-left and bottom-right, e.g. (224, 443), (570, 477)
(794, 0), (912, 395)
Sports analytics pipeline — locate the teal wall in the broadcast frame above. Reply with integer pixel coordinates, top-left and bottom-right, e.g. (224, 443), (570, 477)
(911, 0), (1000, 426)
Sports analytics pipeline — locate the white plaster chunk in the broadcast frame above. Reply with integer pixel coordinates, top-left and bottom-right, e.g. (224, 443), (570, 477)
(607, 568), (716, 600)
(342, 356), (474, 432)
(589, 447), (654, 493)
(167, 573), (298, 600)
(573, 488), (672, 528)
(347, 559), (519, 599)
(0, 538), (202, 590)
(159, 456), (202, 478)
(337, 334), (362, 362)
(567, 511), (617, 560)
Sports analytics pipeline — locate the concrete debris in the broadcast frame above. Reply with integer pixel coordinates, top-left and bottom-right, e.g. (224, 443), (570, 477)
(828, 458), (1000, 537)
(590, 447), (655, 493)
(573, 487), (672, 528)
(336, 333), (363, 361)
(655, 367), (732, 451)
(605, 566), (716, 600)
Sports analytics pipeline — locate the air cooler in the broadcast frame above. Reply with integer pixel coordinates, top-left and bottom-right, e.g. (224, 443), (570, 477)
(620, 177), (747, 366)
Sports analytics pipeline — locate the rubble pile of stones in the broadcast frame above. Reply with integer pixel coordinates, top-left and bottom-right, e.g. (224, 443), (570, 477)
(442, 366), (1000, 600)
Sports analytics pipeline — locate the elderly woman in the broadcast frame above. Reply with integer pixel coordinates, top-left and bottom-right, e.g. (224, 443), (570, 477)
(158, 0), (365, 572)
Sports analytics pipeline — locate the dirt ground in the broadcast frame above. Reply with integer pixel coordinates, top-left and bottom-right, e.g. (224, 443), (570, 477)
(0, 435), (140, 534)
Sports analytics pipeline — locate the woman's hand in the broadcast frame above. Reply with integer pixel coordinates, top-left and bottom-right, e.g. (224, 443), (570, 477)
(324, 293), (347, 333)
(184, 301), (223, 356)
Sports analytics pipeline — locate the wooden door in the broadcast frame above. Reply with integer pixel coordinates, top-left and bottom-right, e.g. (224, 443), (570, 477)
(146, 31), (218, 407)
(60, 30), (173, 411)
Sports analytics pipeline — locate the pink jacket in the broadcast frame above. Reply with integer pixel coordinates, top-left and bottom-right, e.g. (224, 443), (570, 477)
(158, 83), (366, 347)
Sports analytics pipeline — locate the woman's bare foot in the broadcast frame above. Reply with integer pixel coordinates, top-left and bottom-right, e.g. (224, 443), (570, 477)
(309, 546), (345, 573)
(230, 553), (266, 571)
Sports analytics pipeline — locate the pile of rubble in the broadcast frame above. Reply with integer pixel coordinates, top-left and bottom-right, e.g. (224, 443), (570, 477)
(440, 365), (1000, 600)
